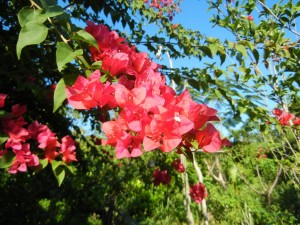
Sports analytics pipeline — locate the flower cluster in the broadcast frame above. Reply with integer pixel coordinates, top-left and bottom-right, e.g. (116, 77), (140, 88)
(143, 0), (181, 21)
(190, 183), (207, 204)
(66, 22), (229, 159)
(0, 95), (77, 174)
(172, 158), (185, 173)
(152, 168), (171, 186)
(257, 147), (268, 159)
(272, 108), (300, 126)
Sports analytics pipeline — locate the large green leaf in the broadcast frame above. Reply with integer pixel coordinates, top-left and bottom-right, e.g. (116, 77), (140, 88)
(72, 30), (99, 50)
(16, 21), (48, 59)
(0, 151), (15, 169)
(53, 74), (78, 112)
(18, 7), (47, 27)
(56, 42), (83, 71)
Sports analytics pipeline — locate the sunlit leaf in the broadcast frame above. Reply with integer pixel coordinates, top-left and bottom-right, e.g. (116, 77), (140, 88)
(16, 22), (48, 59)
(56, 42), (83, 71)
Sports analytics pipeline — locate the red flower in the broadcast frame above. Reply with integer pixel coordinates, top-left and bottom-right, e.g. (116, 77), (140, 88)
(102, 52), (129, 76)
(172, 158), (185, 173)
(278, 112), (294, 126)
(293, 117), (300, 125)
(190, 183), (207, 204)
(143, 106), (194, 152)
(115, 132), (143, 159)
(153, 168), (171, 186)
(196, 123), (222, 153)
(246, 15), (253, 21)
(0, 94), (7, 108)
(67, 70), (116, 110)
(272, 108), (283, 116)
(8, 143), (39, 174)
(60, 135), (77, 163)
(221, 138), (232, 147)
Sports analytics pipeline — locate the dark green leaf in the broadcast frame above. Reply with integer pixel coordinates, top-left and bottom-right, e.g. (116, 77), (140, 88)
(0, 151), (15, 169)
(0, 133), (8, 145)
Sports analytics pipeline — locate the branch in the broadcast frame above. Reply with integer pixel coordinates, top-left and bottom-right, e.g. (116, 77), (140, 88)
(192, 153), (209, 225)
(180, 155), (195, 225)
(256, 165), (267, 192)
(267, 165), (282, 204)
(238, 173), (265, 195)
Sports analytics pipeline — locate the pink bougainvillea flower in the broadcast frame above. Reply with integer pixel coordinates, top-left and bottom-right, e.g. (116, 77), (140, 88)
(190, 183), (208, 204)
(115, 132), (143, 159)
(172, 158), (185, 173)
(60, 135), (77, 163)
(0, 94), (7, 108)
(118, 105), (147, 132)
(114, 84), (147, 108)
(92, 81), (116, 108)
(102, 52), (129, 76)
(143, 106), (194, 152)
(196, 123), (222, 153)
(101, 121), (124, 146)
(66, 70), (102, 110)
(175, 90), (219, 130)
(8, 143), (39, 174)
(10, 104), (27, 118)
(152, 168), (171, 186)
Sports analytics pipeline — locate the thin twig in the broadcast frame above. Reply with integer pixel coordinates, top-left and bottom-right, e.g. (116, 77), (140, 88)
(238, 173), (265, 195)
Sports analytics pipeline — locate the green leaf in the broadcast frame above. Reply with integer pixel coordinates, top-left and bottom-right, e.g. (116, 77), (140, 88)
(0, 133), (8, 145)
(73, 30), (99, 50)
(17, 22), (48, 59)
(235, 44), (247, 58)
(18, 7), (46, 27)
(0, 151), (15, 169)
(90, 61), (102, 70)
(228, 165), (237, 183)
(39, 158), (49, 169)
(53, 74), (78, 112)
(188, 79), (200, 89)
(56, 42), (83, 71)
(252, 48), (259, 63)
(43, 5), (64, 18)
(52, 165), (65, 187)
(0, 110), (9, 118)
(208, 43), (219, 56)
(51, 160), (62, 171)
